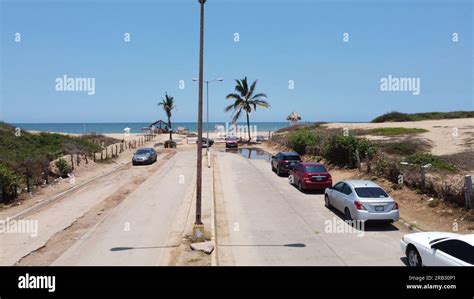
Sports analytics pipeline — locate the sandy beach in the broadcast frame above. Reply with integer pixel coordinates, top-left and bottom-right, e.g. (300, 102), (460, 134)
(323, 118), (474, 156)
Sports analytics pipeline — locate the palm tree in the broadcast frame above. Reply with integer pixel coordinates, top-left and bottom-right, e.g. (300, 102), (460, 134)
(158, 92), (176, 140)
(224, 77), (270, 142)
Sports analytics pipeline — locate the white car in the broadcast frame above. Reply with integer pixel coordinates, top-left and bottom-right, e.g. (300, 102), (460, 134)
(401, 232), (474, 266)
(324, 180), (399, 222)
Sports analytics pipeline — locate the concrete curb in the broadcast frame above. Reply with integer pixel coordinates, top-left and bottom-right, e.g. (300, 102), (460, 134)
(399, 217), (424, 233)
(210, 150), (218, 266)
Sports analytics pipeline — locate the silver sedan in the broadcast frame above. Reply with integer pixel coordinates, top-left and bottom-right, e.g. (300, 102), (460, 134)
(324, 180), (399, 223)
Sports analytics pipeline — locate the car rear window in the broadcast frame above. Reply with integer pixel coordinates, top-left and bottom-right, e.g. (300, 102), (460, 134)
(283, 155), (301, 161)
(305, 165), (327, 173)
(354, 187), (388, 198)
(136, 149), (151, 154)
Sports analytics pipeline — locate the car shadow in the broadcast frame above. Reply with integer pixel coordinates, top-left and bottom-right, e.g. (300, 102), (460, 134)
(400, 257), (408, 266)
(326, 206), (399, 232)
(288, 181), (326, 195)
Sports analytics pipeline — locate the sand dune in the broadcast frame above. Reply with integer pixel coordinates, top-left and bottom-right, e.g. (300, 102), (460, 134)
(323, 118), (474, 156)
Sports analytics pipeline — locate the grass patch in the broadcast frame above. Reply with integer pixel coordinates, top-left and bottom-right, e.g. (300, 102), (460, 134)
(405, 153), (456, 172)
(377, 139), (430, 156)
(372, 111), (474, 123)
(274, 122), (325, 134)
(367, 127), (428, 136)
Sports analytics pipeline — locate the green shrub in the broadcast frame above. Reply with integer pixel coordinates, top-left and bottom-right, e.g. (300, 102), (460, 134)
(405, 153), (456, 172)
(0, 164), (21, 202)
(288, 129), (318, 155)
(367, 127), (428, 136)
(55, 158), (72, 178)
(324, 135), (376, 167)
(377, 140), (429, 156)
(372, 111), (474, 123)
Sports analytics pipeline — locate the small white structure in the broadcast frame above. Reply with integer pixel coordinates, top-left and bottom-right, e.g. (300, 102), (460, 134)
(123, 127), (131, 136)
(286, 112), (301, 126)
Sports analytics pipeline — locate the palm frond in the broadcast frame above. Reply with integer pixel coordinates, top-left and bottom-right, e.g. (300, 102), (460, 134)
(226, 93), (243, 101)
(224, 103), (236, 113)
(252, 99), (270, 108)
(231, 108), (242, 124)
(248, 80), (257, 99)
(241, 77), (249, 96)
(251, 93), (267, 100)
(234, 79), (245, 95)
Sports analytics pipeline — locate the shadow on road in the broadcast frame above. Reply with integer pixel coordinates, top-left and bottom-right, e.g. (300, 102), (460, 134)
(219, 243), (306, 248)
(110, 245), (180, 252)
(327, 206), (399, 232)
(400, 257), (408, 266)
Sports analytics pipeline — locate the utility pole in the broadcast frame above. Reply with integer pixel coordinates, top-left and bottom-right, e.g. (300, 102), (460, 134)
(193, 0), (206, 242)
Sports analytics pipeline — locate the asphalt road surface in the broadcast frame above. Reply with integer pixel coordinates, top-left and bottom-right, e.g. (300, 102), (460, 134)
(214, 150), (407, 266)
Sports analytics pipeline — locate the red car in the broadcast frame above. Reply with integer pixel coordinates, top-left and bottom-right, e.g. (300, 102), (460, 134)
(225, 136), (239, 148)
(289, 162), (332, 192)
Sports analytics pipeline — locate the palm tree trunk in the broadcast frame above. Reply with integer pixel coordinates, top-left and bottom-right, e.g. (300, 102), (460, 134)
(168, 118), (172, 140)
(246, 112), (251, 142)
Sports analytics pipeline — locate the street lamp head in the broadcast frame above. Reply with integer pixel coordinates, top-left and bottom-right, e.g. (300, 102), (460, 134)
(192, 78), (198, 81)
(217, 78), (223, 82)
(198, 0), (206, 3)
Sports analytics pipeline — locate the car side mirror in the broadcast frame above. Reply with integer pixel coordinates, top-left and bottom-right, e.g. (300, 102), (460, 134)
(271, 156), (275, 159)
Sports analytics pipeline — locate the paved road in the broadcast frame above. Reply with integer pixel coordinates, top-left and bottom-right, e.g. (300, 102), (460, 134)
(215, 150), (407, 266)
(52, 150), (196, 265)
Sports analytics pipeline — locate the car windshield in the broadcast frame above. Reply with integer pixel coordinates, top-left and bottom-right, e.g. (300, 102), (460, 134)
(283, 155), (300, 161)
(354, 187), (388, 198)
(135, 149), (151, 155)
(305, 165), (327, 173)
(226, 137), (238, 141)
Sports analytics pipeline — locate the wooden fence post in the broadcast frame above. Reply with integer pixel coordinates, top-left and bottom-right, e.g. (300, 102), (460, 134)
(365, 152), (371, 173)
(70, 154), (74, 171)
(420, 166), (426, 191)
(355, 149), (361, 171)
(465, 175), (473, 209)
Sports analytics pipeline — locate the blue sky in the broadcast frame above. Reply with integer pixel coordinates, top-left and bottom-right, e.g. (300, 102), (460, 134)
(1, 0), (472, 123)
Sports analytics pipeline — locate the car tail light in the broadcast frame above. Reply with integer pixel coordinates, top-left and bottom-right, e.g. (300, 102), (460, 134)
(354, 201), (366, 210)
(392, 202), (399, 210)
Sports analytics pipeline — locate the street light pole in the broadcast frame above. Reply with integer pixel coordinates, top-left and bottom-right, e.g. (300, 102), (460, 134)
(192, 77), (223, 154)
(206, 80), (209, 150)
(194, 0), (206, 236)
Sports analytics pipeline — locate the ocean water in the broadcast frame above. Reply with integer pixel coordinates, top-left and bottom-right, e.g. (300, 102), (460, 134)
(12, 122), (292, 134)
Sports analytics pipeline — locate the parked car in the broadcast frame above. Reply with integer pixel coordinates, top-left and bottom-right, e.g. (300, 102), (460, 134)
(289, 162), (332, 192)
(132, 148), (157, 165)
(225, 136), (239, 148)
(324, 180), (399, 223)
(201, 137), (214, 148)
(271, 152), (302, 176)
(256, 135), (266, 142)
(401, 232), (474, 266)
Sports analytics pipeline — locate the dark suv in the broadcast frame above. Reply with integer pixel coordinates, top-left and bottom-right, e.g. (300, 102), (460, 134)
(271, 152), (302, 176)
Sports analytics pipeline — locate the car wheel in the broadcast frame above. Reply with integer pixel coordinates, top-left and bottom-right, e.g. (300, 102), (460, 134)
(325, 195), (331, 208)
(271, 163), (275, 172)
(276, 168), (281, 176)
(407, 246), (422, 267)
(298, 181), (304, 192)
(344, 208), (352, 221)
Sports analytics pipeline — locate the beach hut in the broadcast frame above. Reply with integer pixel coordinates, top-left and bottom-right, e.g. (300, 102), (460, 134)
(286, 112), (301, 126)
(148, 120), (169, 134)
